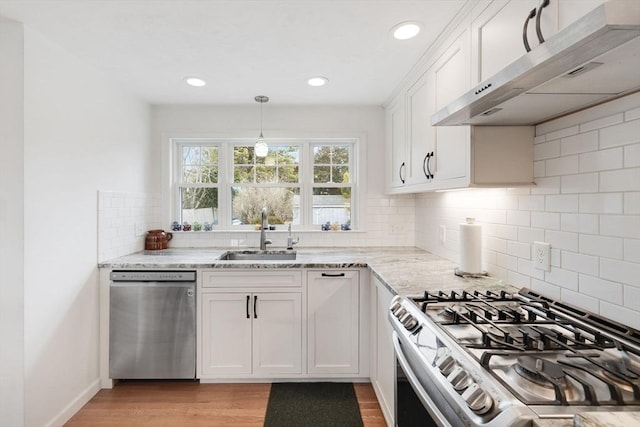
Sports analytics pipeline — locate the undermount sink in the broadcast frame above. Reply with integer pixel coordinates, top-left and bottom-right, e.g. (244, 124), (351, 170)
(218, 250), (297, 261)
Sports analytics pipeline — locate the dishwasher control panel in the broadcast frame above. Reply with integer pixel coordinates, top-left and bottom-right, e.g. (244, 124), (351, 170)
(110, 270), (196, 282)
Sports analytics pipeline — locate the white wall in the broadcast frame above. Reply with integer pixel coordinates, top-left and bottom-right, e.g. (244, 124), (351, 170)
(416, 93), (640, 329)
(151, 105), (416, 247)
(0, 19), (26, 427)
(19, 27), (151, 427)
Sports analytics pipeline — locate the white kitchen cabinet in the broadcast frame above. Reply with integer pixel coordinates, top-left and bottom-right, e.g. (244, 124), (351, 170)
(407, 68), (436, 186)
(370, 273), (395, 427)
(307, 270), (360, 374)
(472, 0), (605, 85)
(386, 10), (535, 193)
(199, 270), (302, 378)
(387, 92), (408, 189)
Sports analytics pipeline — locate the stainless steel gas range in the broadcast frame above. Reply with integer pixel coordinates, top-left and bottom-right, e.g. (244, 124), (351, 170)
(389, 288), (640, 426)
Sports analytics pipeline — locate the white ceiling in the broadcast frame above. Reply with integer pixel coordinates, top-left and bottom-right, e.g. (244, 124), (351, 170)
(0, 0), (468, 106)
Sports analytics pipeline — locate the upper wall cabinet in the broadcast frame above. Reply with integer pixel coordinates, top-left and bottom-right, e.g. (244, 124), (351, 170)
(386, 92), (408, 189)
(471, 0), (605, 84)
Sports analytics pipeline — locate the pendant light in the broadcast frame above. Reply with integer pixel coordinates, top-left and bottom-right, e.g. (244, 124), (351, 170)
(254, 95), (269, 157)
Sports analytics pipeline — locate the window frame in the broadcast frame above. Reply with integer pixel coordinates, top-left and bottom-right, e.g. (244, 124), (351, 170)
(171, 137), (357, 231)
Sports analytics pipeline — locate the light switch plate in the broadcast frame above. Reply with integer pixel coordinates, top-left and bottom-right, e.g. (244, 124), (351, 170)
(439, 225), (446, 244)
(534, 241), (551, 271)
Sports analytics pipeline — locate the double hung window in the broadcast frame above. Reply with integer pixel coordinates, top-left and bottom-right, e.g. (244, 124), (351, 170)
(173, 139), (355, 229)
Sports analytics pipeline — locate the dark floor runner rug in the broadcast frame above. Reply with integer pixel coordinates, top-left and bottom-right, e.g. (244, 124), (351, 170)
(264, 382), (364, 427)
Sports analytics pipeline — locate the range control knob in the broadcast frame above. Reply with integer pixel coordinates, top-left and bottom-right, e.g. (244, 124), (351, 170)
(434, 352), (457, 376)
(390, 301), (403, 314)
(447, 366), (473, 391)
(395, 308), (407, 319)
(461, 383), (493, 415)
(403, 316), (419, 331)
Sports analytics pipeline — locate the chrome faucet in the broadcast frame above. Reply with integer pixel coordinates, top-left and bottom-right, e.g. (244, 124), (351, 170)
(286, 224), (299, 250)
(260, 207), (272, 250)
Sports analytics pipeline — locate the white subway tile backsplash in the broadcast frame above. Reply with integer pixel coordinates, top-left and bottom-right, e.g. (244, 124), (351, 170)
(626, 107), (640, 121)
(414, 95), (640, 327)
(623, 286), (640, 312)
(546, 155), (579, 176)
(531, 177), (560, 195)
(579, 147), (623, 172)
(579, 274), (623, 304)
(561, 289), (599, 313)
(579, 113), (623, 133)
(601, 258), (640, 287)
(546, 194), (579, 213)
(626, 192), (640, 214)
(599, 302), (640, 329)
(599, 119), (640, 149)
(599, 168), (640, 192)
(545, 268), (578, 291)
(531, 279), (561, 299)
(579, 234), (624, 259)
(531, 212), (560, 230)
(545, 125), (580, 142)
(545, 230), (578, 251)
(600, 215), (640, 239)
(625, 144), (640, 168)
(560, 213), (599, 234)
(561, 173), (598, 194)
(579, 193), (623, 214)
(562, 251), (599, 276)
(625, 239), (640, 263)
(561, 131), (598, 155)
(518, 195), (545, 211)
(534, 140), (561, 160)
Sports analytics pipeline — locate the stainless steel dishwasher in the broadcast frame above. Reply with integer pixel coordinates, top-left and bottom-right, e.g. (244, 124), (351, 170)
(109, 270), (196, 379)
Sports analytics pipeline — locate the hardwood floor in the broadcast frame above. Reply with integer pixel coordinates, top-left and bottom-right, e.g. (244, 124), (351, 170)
(65, 381), (387, 426)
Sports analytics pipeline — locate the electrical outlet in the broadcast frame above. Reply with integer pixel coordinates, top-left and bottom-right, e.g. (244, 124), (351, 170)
(439, 225), (446, 244)
(534, 241), (551, 271)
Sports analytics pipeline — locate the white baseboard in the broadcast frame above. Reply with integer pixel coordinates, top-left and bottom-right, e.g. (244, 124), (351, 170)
(45, 378), (101, 427)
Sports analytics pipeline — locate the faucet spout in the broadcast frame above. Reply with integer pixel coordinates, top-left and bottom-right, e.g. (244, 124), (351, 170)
(260, 208), (272, 250)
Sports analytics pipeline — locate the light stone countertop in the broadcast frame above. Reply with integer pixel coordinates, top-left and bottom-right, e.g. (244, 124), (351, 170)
(98, 247), (640, 424)
(98, 246), (518, 297)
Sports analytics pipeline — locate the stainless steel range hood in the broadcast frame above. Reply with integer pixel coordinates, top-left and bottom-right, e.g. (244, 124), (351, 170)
(432, 0), (640, 126)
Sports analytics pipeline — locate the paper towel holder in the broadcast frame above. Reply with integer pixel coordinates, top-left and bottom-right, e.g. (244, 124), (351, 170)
(455, 217), (489, 278)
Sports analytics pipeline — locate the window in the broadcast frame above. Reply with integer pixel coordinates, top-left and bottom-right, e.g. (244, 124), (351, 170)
(173, 138), (356, 229)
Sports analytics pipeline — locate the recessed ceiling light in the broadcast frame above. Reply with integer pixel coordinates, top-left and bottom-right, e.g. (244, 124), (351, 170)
(392, 22), (421, 40)
(307, 76), (329, 87)
(184, 76), (206, 87)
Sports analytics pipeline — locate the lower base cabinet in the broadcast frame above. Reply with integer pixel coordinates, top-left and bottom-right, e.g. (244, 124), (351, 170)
(307, 270), (360, 375)
(370, 273), (395, 426)
(200, 291), (302, 377)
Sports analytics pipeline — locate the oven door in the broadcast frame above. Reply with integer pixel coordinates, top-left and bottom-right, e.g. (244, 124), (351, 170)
(393, 332), (451, 427)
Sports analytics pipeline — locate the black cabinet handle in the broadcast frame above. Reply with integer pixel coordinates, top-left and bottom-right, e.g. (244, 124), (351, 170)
(536, 0), (550, 44)
(422, 154), (429, 179)
(426, 151), (434, 180)
(253, 295), (258, 319)
(399, 162), (406, 184)
(523, 8), (537, 52)
(321, 272), (346, 277)
(246, 295), (250, 319)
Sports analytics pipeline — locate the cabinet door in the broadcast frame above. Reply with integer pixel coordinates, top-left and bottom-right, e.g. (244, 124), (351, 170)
(252, 292), (302, 375)
(200, 293), (252, 376)
(472, 0), (557, 83)
(433, 28), (471, 183)
(387, 92), (407, 188)
(307, 271), (360, 374)
(371, 275), (395, 426)
(407, 70), (435, 185)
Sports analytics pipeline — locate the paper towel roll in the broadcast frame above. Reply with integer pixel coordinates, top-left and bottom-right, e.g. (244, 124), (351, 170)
(459, 218), (482, 274)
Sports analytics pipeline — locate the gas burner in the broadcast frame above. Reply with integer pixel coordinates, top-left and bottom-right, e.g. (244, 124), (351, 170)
(485, 325), (524, 343)
(514, 356), (566, 387)
(440, 305), (469, 319)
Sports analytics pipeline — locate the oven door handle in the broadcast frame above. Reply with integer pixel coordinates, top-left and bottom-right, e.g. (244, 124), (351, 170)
(393, 332), (452, 427)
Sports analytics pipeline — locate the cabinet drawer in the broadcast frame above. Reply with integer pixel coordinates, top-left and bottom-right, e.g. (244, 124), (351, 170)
(201, 270), (302, 288)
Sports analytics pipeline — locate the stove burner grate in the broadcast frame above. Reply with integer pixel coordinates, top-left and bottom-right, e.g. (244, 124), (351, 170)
(514, 356), (566, 386)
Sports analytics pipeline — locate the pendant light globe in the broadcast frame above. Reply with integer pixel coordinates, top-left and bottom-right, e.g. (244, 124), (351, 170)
(254, 95), (269, 157)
